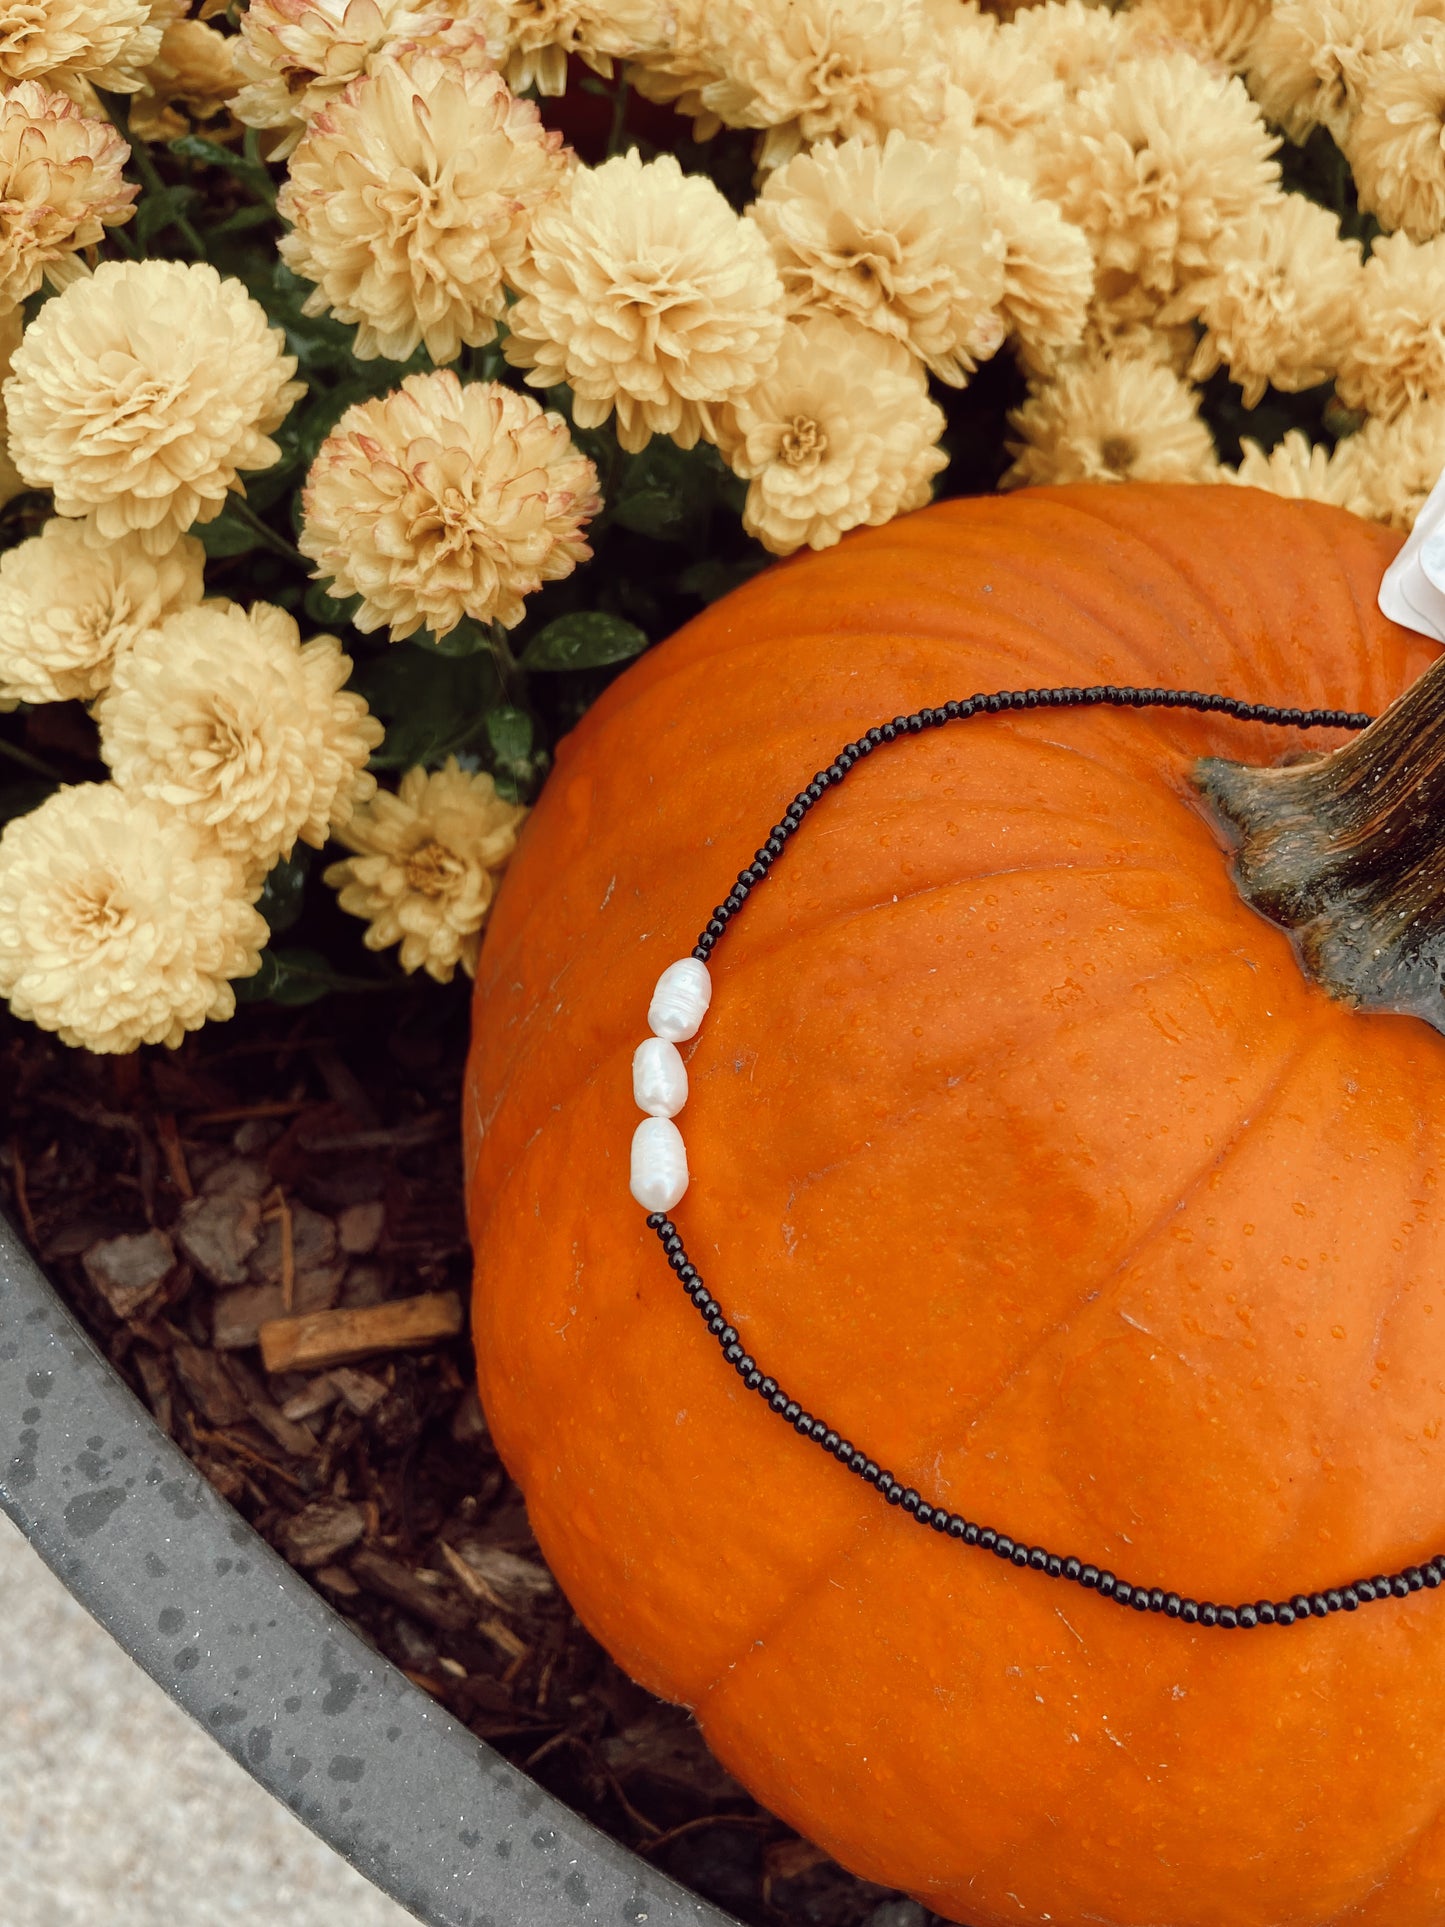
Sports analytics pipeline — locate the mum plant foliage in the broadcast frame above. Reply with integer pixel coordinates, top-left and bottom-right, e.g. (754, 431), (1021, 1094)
(0, 0), (1442, 1051)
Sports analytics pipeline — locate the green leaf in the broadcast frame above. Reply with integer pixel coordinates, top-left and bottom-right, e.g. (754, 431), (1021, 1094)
(677, 553), (770, 603)
(198, 506), (260, 557)
(608, 434), (723, 544)
(520, 612), (648, 672)
(304, 581), (364, 629)
(411, 616), (496, 658)
(485, 705), (533, 769)
(235, 945), (385, 1008)
(168, 134), (276, 202)
(352, 646), (500, 769)
(0, 780), (51, 826)
(135, 183), (201, 245)
(208, 204), (277, 238)
(255, 852), (309, 936)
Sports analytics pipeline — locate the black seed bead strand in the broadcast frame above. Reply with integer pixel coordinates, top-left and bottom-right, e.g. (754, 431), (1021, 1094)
(663, 686), (1419, 1628)
(647, 1208), (1445, 1629)
(688, 686), (1373, 964)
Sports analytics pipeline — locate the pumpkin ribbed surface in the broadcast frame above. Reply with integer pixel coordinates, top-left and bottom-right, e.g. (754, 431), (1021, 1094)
(465, 484), (1445, 1927)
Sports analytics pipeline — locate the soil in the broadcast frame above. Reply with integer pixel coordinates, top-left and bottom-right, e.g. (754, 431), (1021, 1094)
(0, 993), (941, 1927)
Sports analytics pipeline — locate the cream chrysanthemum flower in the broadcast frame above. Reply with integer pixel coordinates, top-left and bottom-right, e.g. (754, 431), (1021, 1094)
(716, 313), (947, 555)
(0, 84), (135, 309)
(1002, 1), (1151, 90)
(960, 153), (1094, 361)
(0, 0), (161, 97)
(505, 151), (784, 454)
(1035, 51), (1280, 330)
(1127, 0), (1270, 70)
(945, 6), (1064, 158)
(1002, 348), (1218, 487)
(1187, 196), (1362, 405)
(130, 19), (240, 142)
(1336, 230), (1445, 420)
(751, 132), (1005, 386)
(300, 371), (599, 641)
(324, 759), (525, 983)
(0, 523), (204, 706)
(1344, 27), (1445, 244)
(1226, 428), (1369, 511)
(279, 46), (566, 364)
(699, 0), (944, 170)
(626, 0), (723, 137)
(0, 784), (266, 1053)
(0, 304), (26, 518)
(96, 601), (382, 883)
(1345, 400), (1445, 530)
(234, 0), (505, 155)
(1248, 0), (1418, 143)
(5, 260), (303, 556)
(497, 0), (664, 96)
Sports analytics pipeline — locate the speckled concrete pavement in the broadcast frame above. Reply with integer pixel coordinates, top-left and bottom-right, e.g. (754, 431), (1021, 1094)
(0, 1509), (418, 1927)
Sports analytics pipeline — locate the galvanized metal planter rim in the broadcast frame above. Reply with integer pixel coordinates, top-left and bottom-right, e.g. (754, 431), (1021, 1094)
(0, 1209), (737, 1927)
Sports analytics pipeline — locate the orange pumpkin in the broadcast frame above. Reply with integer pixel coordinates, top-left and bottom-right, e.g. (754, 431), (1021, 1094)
(464, 483), (1445, 1927)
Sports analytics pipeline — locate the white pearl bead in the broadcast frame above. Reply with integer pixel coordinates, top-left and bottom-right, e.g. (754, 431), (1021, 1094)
(633, 1036), (688, 1118)
(630, 1116), (689, 1212)
(648, 957), (712, 1042)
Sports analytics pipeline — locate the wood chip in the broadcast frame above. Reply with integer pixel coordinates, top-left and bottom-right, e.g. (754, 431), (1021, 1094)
(172, 1337), (249, 1427)
(225, 1353), (319, 1458)
(313, 1563), (361, 1597)
(154, 1112), (194, 1199)
(212, 1266), (342, 1349)
(328, 1365), (388, 1416)
(277, 1499), (366, 1568)
(258, 1291), (463, 1374)
(279, 1375), (340, 1423)
(350, 1547), (472, 1632)
(82, 1229), (176, 1319)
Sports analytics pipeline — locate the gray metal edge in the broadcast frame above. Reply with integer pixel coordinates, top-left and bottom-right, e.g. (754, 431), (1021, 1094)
(0, 1211), (737, 1927)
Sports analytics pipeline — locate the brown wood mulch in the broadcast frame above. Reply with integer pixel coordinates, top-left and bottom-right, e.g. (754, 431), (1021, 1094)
(0, 999), (935, 1927)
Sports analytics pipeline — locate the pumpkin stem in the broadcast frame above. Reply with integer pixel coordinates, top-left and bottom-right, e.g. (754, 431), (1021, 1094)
(1195, 652), (1445, 1033)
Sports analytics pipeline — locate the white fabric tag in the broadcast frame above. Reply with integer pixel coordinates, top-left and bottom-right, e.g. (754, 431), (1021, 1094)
(1380, 468), (1445, 640)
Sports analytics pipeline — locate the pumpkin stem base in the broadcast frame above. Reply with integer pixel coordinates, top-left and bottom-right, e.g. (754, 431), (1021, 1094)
(1196, 652), (1445, 1034)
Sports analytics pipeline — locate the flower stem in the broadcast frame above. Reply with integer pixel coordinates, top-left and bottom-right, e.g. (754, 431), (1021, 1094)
(228, 496), (305, 565)
(97, 90), (207, 261)
(607, 75), (631, 157)
(0, 734), (66, 783)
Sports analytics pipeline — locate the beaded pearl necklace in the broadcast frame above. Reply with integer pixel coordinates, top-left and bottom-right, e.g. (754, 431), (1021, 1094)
(628, 683), (1445, 1630)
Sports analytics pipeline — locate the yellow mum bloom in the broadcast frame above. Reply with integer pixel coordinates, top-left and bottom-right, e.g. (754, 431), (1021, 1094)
(699, 0), (945, 170)
(0, 784), (267, 1054)
(626, 0), (723, 138)
(96, 601), (382, 884)
(1035, 50), (1280, 330)
(1002, 347), (1218, 487)
(504, 151), (784, 454)
(300, 371), (600, 641)
(1346, 401), (1445, 531)
(0, 0), (161, 97)
(961, 154), (1094, 363)
(495, 0), (665, 97)
(1345, 26), (1445, 244)
(234, 0), (505, 155)
(130, 19), (240, 142)
(0, 304), (26, 520)
(1127, 0), (1270, 71)
(1336, 230), (1445, 421)
(4, 260), (303, 556)
(324, 759), (526, 983)
(751, 131), (1006, 386)
(1002, 1), (1154, 92)
(1226, 429), (1370, 512)
(0, 523), (205, 706)
(1248, 0), (1418, 144)
(717, 313), (947, 556)
(1187, 196), (1362, 406)
(0, 83), (135, 310)
(279, 43), (568, 364)
(945, 5), (1064, 158)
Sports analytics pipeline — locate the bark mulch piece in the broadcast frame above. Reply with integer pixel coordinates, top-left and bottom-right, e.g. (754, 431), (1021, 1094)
(0, 1001), (940, 1927)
